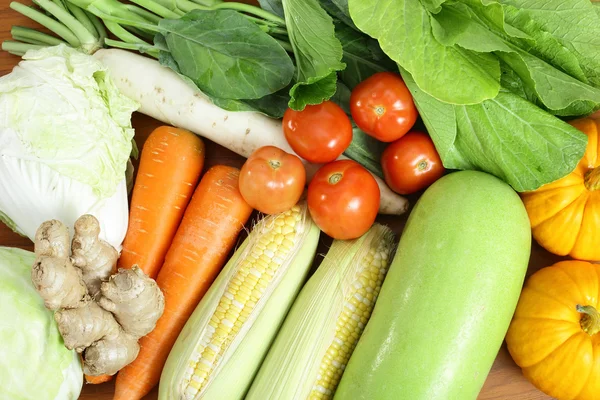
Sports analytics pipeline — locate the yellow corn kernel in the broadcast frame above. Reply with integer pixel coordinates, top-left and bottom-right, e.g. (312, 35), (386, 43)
(246, 223), (395, 400)
(308, 237), (391, 399)
(180, 204), (312, 399)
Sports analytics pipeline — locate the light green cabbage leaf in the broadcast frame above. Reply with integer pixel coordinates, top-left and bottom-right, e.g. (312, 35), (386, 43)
(0, 45), (138, 248)
(0, 246), (83, 400)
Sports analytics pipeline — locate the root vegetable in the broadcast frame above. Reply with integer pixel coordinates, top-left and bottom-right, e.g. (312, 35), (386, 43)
(71, 214), (119, 298)
(92, 49), (409, 216)
(98, 267), (165, 339)
(83, 330), (140, 376)
(31, 256), (87, 311)
(114, 165), (253, 400)
(30, 215), (165, 376)
(55, 301), (120, 353)
(117, 126), (206, 279)
(85, 374), (113, 384)
(34, 220), (71, 259)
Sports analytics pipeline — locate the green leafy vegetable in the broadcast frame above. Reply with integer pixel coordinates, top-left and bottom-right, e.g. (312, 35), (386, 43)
(348, 0), (501, 104)
(158, 45), (290, 117)
(160, 9), (294, 100)
(498, 49), (600, 116)
(320, 0), (356, 29)
(499, 0), (600, 87)
(428, 0), (600, 116)
(212, 89), (291, 118)
(594, 2), (600, 19)
(283, 0), (345, 110)
(0, 44), (134, 249)
(258, 0), (284, 18)
(330, 81), (385, 177)
(401, 69), (588, 192)
(335, 21), (394, 89)
(420, 0), (447, 13)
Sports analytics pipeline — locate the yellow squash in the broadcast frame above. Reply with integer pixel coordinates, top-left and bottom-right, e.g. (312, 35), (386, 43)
(506, 260), (600, 400)
(521, 117), (600, 261)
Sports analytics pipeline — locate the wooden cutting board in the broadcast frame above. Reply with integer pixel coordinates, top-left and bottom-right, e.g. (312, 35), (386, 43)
(0, 1), (555, 398)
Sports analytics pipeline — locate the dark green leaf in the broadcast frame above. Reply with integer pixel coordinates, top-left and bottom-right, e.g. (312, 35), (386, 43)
(330, 79), (352, 114)
(283, 0), (346, 110)
(153, 33), (169, 52)
(160, 9), (295, 100)
(329, 81), (385, 178)
(210, 91), (290, 118)
(319, 0), (356, 29)
(344, 127), (385, 178)
(258, 0), (284, 18)
(335, 21), (395, 89)
(241, 89), (291, 118)
(402, 69), (588, 192)
(159, 48), (289, 118)
(348, 0), (500, 104)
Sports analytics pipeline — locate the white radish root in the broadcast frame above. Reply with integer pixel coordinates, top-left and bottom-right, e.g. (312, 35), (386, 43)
(93, 49), (409, 216)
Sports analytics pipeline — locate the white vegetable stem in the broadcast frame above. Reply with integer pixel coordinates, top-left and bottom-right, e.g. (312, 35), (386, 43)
(93, 49), (409, 215)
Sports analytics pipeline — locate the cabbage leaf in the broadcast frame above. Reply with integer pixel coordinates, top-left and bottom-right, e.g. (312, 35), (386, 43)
(0, 246), (83, 400)
(0, 45), (137, 248)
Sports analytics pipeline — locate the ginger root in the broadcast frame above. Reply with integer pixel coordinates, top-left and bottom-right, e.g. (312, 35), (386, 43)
(54, 301), (120, 352)
(83, 330), (140, 376)
(34, 220), (70, 259)
(31, 256), (88, 311)
(99, 266), (165, 338)
(31, 215), (164, 376)
(71, 215), (118, 298)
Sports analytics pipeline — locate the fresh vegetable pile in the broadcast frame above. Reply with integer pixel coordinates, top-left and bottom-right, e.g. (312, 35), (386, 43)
(1, 0), (600, 400)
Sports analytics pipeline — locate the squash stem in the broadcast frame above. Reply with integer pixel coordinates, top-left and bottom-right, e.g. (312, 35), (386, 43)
(577, 305), (600, 335)
(585, 167), (600, 191)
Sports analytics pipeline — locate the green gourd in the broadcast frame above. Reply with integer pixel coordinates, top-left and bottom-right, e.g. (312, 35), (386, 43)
(334, 171), (531, 400)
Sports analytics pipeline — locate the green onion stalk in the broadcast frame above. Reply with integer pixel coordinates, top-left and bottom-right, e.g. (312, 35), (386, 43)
(2, 0), (289, 58)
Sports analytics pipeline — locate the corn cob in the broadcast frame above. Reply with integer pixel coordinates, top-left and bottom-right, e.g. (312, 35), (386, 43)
(246, 223), (395, 400)
(159, 202), (321, 400)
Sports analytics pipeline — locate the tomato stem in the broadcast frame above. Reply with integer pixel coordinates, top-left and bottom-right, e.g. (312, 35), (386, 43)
(268, 159), (281, 170)
(585, 166), (600, 191)
(329, 172), (342, 185)
(577, 305), (600, 336)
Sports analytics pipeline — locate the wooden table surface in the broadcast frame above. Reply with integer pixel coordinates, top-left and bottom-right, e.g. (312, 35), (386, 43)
(0, 1), (558, 399)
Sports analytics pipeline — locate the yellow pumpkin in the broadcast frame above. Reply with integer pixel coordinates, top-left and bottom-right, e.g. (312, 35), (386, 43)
(521, 117), (600, 261)
(506, 260), (600, 400)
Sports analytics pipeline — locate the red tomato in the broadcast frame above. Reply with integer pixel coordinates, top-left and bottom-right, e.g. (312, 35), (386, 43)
(239, 146), (306, 214)
(381, 131), (445, 195)
(283, 101), (353, 163)
(307, 160), (380, 239)
(350, 72), (418, 142)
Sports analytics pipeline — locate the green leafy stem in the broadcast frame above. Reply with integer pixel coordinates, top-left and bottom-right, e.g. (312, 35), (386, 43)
(2, 0), (288, 58)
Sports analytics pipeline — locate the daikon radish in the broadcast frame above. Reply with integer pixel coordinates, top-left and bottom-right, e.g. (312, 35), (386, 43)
(93, 49), (409, 216)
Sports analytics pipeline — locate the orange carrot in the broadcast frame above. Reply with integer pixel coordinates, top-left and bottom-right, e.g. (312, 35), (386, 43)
(84, 374), (113, 385)
(114, 165), (254, 400)
(118, 126), (205, 279)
